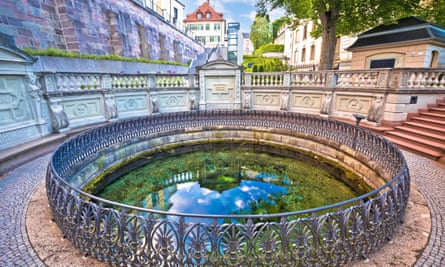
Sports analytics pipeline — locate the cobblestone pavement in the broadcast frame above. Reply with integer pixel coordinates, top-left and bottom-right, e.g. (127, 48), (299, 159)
(0, 154), (50, 267)
(0, 151), (443, 266)
(407, 151), (445, 266)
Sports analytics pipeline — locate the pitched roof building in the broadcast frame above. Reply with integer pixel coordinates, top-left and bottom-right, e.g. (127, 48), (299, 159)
(347, 17), (445, 69)
(183, 0), (226, 48)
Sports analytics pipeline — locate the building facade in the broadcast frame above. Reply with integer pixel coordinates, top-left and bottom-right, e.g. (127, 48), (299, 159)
(347, 17), (445, 69)
(0, 0), (203, 64)
(243, 33), (254, 56)
(152, 0), (185, 29)
(183, 1), (226, 48)
(277, 20), (356, 70)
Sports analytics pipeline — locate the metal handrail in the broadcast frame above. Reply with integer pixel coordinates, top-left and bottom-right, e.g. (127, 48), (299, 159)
(46, 110), (410, 266)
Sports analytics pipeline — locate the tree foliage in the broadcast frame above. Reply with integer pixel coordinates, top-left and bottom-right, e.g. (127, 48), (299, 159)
(242, 55), (287, 72)
(257, 0), (423, 70)
(272, 17), (291, 39)
(250, 14), (273, 50)
(416, 0), (445, 27)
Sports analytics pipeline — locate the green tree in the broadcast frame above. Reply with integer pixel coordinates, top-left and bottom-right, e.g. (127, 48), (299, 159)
(250, 14), (273, 50)
(272, 17), (291, 40)
(257, 0), (419, 70)
(416, 0), (445, 27)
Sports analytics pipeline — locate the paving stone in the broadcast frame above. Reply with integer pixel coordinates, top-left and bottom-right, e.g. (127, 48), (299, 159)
(0, 150), (444, 266)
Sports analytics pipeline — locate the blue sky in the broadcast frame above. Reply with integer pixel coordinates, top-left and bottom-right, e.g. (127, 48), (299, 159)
(182, 0), (285, 33)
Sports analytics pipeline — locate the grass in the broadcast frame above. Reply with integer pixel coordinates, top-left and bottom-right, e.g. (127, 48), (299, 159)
(22, 47), (187, 66)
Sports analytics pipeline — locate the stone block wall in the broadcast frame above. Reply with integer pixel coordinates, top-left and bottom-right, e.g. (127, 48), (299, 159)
(0, 0), (204, 64)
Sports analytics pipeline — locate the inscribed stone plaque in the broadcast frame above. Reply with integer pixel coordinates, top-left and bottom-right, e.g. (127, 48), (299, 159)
(213, 84), (228, 94)
(206, 76), (235, 103)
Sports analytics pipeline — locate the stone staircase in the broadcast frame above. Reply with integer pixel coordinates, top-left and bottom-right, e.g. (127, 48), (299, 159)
(384, 97), (445, 164)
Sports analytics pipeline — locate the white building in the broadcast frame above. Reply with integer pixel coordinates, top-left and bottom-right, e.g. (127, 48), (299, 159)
(242, 33), (254, 55)
(183, 0), (226, 48)
(143, 0), (185, 30)
(277, 20), (356, 70)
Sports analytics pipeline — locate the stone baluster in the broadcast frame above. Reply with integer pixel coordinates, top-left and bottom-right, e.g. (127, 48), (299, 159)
(81, 75), (88, 89)
(96, 75), (101, 89)
(302, 73), (309, 85)
(103, 75), (111, 89)
(142, 75), (148, 88)
(78, 75), (85, 90)
(142, 75), (147, 87)
(408, 72), (417, 87)
(342, 73), (350, 86)
(90, 75), (97, 89)
(338, 73), (347, 87)
(69, 75), (77, 91)
(440, 72), (445, 87)
(418, 72), (426, 88)
(283, 72), (290, 87)
(370, 73), (377, 87)
(244, 73), (251, 86)
(75, 75), (82, 90)
(55, 75), (64, 91)
(424, 72), (433, 87)
(87, 75), (93, 89)
(357, 73), (363, 86)
(111, 76), (117, 89)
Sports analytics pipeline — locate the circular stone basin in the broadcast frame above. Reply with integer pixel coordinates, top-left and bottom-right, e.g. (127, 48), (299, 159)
(47, 111), (409, 266)
(93, 143), (365, 218)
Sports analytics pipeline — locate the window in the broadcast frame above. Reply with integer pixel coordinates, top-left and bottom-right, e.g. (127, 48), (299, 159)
(370, 58), (395, 68)
(206, 24), (210, 31)
(195, 36), (206, 44)
(301, 48), (306, 62)
(173, 7), (178, 25)
(197, 24), (203, 30)
(430, 50), (439, 68)
(303, 25), (307, 40)
(197, 12), (202, 19)
(210, 36), (220, 43)
(310, 45), (315, 61)
(206, 12), (211, 19)
(214, 24), (220, 30)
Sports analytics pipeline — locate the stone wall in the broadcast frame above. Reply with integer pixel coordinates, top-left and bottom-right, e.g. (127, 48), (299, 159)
(0, 0), (204, 64)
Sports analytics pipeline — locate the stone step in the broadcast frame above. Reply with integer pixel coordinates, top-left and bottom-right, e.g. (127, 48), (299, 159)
(403, 121), (445, 134)
(411, 116), (445, 127)
(384, 135), (442, 160)
(393, 125), (445, 143)
(385, 131), (445, 152)
(429, 107), (445, 113)
(419, 111), (445, 121)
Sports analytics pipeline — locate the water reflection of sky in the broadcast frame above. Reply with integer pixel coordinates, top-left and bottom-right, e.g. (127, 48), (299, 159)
(167, 180), (287, 216)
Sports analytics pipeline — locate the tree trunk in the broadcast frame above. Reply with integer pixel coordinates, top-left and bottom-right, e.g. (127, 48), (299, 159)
(319, 9), (339, 70)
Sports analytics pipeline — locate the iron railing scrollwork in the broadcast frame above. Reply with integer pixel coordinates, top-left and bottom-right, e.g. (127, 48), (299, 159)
(47, 110), (410, 266)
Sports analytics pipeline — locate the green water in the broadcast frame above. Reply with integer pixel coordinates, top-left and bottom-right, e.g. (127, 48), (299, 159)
(97, 144), (362, 215)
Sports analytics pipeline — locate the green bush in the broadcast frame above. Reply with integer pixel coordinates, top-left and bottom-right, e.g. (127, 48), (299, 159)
(22, 47), (187, 66)
(242, 55), (287, 72)
(253, 44), (284, 56)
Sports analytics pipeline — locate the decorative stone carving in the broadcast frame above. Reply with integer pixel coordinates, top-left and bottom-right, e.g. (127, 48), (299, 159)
(189, 93), (197, 111)
(49, 101), (69, 131)
(280, 91), (289, 111)
(243, 91), (251, 109)
(320, 93), (332, 114)
(151, 94), (159, 113)
(105, 93), (118, 120)
(367, 96), (384, 123)
(25, 73), (44, 123)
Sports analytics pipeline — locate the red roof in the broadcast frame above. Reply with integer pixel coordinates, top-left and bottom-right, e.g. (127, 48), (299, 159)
(183, 1), (225, 22)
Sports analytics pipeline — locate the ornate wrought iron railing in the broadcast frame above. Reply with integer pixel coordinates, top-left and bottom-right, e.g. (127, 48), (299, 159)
(46, 110), (410, 266)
